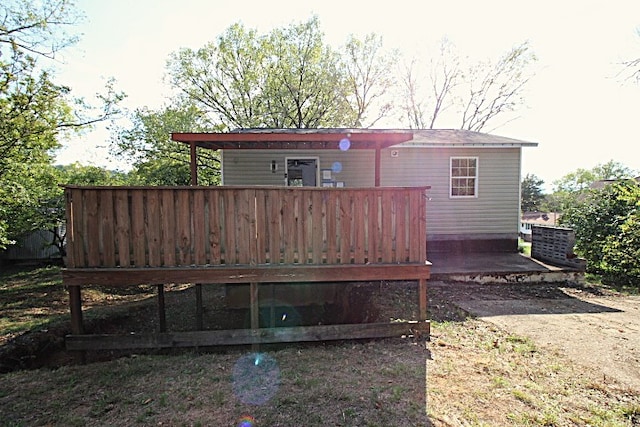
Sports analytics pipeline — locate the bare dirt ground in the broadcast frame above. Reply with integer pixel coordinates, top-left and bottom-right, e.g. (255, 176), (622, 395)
(432, 280), (640, 392)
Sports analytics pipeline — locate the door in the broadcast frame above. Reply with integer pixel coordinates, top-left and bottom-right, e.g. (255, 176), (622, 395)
(286, 157), (318, 187)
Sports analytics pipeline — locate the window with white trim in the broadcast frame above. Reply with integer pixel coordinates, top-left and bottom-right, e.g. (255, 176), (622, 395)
(450, 157), (478, 197)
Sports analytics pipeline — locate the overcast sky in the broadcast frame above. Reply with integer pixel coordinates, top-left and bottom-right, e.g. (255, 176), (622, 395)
(54, 0), (640, 191)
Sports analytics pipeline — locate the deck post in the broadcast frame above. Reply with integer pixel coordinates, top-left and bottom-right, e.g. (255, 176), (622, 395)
(418, 278), (428, 321)
(250, 282), (259, 330)
(195, 284), (203, 330)
(374, 144), (381, 187)
(250, 282), (260, 351)
(69, 285), (84, 335)
(189, 141), (198, 185)
(157, 284), (167, 332)
(269, 284), (276, 328)
(68, 285), (86, 363)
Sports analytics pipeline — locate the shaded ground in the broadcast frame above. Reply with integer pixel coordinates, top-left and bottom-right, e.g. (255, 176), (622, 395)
(433, 280), (640, 391)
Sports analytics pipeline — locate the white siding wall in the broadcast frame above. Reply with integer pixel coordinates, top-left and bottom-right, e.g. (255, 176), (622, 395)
(381, 147), (521, 236)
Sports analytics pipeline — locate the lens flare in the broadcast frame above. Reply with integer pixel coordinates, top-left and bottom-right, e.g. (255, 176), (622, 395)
(232, 353), (280, 405)
(339, 138), (351, 151)
(236, 414), (256, 427)
(332, 161), (343, 173)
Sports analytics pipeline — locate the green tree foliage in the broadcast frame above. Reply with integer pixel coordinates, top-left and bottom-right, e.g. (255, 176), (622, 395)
(0, 0), (81, 59)
(546, 160), (637, 213)
(0, 0), (123, 249)
(58, 163), (131, 186)
(553, 160), (635, 193)
(111, 102), (220, 185)
(561, 180), (640, 286)
(520, 173), (546, 212)
(602, 211), (640, 286)
(0, 1), (79, 248)
(166, 17), (361, 129)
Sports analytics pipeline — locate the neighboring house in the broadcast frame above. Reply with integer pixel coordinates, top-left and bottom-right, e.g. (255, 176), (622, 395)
(172, 128), (537, 254)
(589, 176), (640, 190)
(520, 212), (560, 242)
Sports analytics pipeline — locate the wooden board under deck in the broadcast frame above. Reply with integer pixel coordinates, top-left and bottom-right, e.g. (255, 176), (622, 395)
(66, 321), (430, 351)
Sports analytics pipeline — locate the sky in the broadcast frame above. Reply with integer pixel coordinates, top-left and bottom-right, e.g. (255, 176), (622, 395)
(53, 0), (640, 191)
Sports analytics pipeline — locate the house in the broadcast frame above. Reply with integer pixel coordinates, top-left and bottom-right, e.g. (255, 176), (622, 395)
(172, 128), (537, 254)
(589, 176), (640, 190)
(520, 212), (560, 242)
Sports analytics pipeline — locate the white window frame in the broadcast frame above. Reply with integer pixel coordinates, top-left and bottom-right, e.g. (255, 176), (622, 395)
(449, 156), (478, 198)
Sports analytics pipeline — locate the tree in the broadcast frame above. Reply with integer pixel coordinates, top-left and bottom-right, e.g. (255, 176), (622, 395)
(520, 173), (545, 212)
(400, 39), (462, 129)
(111, 102), (221, 186)
(619, 28), (640, 83)
(602, 210), (640, 286)
(460, 43), (535, 131)
(544, 160), (637, 214)
(0, 0), (123, 248)
(399, 40), (536, 131)
(342, 33), (398, 127)
(166, 17), (356, 129)
(0, 0), (81, 59)
(561, 180), (640, 286)
(553, 160), (635, 193)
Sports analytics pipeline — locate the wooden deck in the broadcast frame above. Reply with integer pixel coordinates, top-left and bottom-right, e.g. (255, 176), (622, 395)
(63, 186), (431, 350)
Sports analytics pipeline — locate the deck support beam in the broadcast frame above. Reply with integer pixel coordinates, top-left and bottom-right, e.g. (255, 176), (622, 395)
(195, 284), (203, 330)
(69, 286), (84, 335)
(419, 278), (428, 321)
(157, 285), (167, 333)
(66, 320), (430, 350)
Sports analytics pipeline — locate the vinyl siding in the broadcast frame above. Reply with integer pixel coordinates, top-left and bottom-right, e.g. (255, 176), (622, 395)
(222, 146), (522, 238)
(222, 149), (376, 187)
(381, 147), (521, 236)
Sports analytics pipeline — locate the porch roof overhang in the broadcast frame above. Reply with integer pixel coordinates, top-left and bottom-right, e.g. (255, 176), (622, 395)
(172, 128), (537, 186)
(171, 128), (414, 150)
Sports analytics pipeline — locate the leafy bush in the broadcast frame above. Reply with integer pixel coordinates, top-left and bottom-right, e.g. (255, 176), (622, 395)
(601, 201), (640, 286)
(561, 180), (640, 287)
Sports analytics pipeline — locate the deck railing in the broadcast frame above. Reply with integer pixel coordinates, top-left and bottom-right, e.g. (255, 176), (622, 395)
(65, 186), (428, 269)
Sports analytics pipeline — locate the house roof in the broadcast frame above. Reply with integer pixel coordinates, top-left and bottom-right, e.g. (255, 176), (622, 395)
(399, 129), (538, 148)
(521, 212), (560, 225)
(171, 128), (538, 150)
(171, 128), (413, 150)
(589, 177), (640, 189)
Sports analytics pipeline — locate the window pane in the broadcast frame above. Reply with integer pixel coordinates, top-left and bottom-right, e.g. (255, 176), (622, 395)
(450, 157), (477, 197)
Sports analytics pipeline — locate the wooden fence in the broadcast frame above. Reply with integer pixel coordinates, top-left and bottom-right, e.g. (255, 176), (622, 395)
(63, 186), (431, 350)
(65, 186), (428, 268)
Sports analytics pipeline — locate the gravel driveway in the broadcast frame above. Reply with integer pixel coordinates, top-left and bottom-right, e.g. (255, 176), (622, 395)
(432, 281), (640, 391)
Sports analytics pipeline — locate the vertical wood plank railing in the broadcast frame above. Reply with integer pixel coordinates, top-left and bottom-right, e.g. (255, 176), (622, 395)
(65, 186), (429, 269)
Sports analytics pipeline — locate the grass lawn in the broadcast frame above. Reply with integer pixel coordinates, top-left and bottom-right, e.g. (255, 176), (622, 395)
(1, 265), (639, 426)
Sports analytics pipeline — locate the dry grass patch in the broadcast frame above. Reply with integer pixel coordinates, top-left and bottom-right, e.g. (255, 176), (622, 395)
(427, 320), (640, 426)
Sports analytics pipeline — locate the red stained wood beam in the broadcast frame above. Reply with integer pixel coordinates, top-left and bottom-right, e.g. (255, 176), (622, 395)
(171, 131), (413, 150)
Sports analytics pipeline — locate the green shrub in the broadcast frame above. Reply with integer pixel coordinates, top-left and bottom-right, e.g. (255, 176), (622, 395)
(561, 180), (640, 287)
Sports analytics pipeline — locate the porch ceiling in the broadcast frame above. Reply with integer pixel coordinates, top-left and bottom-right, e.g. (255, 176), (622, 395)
(171, 129), (414, 150)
